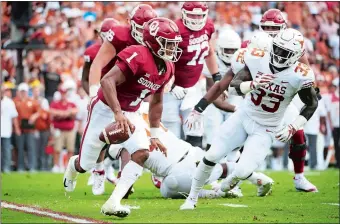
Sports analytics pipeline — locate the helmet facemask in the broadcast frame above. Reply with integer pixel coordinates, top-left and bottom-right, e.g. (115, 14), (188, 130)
(131, 20), (145, 44)
(155, 36), (183, 62)
(182, 8), (208, 31)
(218, 48), (238, 64)
(270, 42), (303, 68)
(260, 23), (286, 37)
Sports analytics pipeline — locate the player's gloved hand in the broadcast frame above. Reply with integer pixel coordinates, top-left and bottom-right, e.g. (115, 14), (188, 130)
(275, 124), (298, 143)
(150, 128), (167, 157)
(251, 74), (275, 90)
(115, 112), (134, 134)
(185, 109), (203, 132)
(170, 85), (188, 100)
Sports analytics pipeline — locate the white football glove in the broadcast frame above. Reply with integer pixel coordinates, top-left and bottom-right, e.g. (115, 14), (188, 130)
(170, 85), (188, 100)
(251, 74), (275, 90)
(275, 124), (298, 143)
(185, 109), (203, 132)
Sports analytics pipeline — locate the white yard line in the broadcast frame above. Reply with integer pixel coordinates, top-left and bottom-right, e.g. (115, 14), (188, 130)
(220, 203), (249, 208)
(321, 203), (340, 206)
(1, 201), (109, 223)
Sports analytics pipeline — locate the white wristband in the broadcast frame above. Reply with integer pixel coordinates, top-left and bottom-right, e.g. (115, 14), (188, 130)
(292, 115), (308, 130)
(89, 84), (100, 97)
(240, 81), (253, 94)
(150, 128), (162, 138)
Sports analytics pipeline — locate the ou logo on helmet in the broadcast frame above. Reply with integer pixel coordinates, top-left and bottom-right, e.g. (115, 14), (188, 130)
(149, 21), (160, 37)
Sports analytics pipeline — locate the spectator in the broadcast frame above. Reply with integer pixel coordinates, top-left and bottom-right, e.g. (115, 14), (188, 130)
(50, 84), (78, 172)
(320, 12), (339, 37)
(40, 60), (62, 103)
(13, 83), (40, 172)
(304, 97), (327, 169)
(329, 28), (339, 59)
(329, 78), (339, 168)
(32, 85), (50, 171)
(1, 85), (20, 173)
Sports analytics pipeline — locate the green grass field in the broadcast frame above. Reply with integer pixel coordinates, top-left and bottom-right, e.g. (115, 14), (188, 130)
(1, 169), (339, 223)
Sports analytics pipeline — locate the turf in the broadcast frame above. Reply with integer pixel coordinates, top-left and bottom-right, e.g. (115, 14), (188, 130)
(1, 169), (339, 223)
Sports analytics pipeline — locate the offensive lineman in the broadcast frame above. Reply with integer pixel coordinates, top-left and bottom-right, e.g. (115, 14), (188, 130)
(162, 2), (220, 148)
(181, 28), (318, 210)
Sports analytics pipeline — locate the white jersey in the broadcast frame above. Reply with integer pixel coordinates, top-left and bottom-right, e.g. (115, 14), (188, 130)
(231, 48), (248, 75)
(243, 48), (315, 127)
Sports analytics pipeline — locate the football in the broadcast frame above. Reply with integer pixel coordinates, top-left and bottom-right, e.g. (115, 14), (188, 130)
(99, 122), (135, 144)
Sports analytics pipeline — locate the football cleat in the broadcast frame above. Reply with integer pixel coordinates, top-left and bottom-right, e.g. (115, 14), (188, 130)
(220, 175), (241, 192)
(63, 155), (78, 192)
(256, 173), (274, 197)
(225, 185), (243, 198)
(101, 200), (130, 218)
(92, 170), (106, 195)
(179, 198), (197, 210)
(87, 169), (94, 186)
(294, 176), (318, 192)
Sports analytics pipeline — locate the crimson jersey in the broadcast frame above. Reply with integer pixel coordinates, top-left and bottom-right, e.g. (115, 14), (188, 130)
(83, 25), (138, 79)
(98, 45), (175, 112)
(174, 18), (215, 88)
(84, 42), (116, 77)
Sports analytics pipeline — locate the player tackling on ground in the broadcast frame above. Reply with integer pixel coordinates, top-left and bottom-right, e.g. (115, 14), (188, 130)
(63, 17), (182, 217)
(181, 28), (318, 210)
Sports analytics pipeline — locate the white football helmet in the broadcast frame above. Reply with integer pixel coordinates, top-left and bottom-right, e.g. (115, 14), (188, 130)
(247, 31), (273, 52)
(217, 29), (241, 64)
(270, 28), (305, 68)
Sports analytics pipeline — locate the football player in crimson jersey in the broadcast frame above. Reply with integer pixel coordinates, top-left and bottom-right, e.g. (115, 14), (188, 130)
(63, 17), (182, 218)
(82, 4), (157, 196)
(181, 28), (318, 210)
(88, 4), (157, 98)
(161, 2), (220, 148)
(81, 18), (119, 95)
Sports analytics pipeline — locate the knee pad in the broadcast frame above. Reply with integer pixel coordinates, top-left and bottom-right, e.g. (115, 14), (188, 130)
(163, 176), (179, 190)
(186, 136), (203, 148)
(289, 143), (307, 161)
(108, 144), (123, 160)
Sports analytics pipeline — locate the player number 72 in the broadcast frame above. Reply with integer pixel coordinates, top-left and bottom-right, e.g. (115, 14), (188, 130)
(187, 41), (210, 66)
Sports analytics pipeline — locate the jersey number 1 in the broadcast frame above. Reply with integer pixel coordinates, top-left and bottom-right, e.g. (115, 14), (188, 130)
(187, 41), (210, 66)
(130, 89), (151, 107)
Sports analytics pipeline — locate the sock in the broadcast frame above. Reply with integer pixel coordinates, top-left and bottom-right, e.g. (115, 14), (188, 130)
(294, 173), (304, 179)
(103, 157), (113, 168)
(226, 162), (236, 176)
(247, 172), (261, 185)
(289, 130), (306, 174)
(95, 161), (104, 171)
(108, 161), (143, 205)
(198, 189), (223, 199)
(187, 160), (214, 202)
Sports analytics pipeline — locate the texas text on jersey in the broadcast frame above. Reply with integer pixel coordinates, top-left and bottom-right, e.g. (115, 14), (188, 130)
(97, 45), (175, 112)
(174, 18), (215, 88)
(242, 49), (315, 127)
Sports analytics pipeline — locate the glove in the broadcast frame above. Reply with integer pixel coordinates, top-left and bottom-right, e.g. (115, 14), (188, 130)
(185, 109), (203, 131)
(275, 124), (298, 143)
(251, 74), (275, 90)
(170, 85), (188, 100)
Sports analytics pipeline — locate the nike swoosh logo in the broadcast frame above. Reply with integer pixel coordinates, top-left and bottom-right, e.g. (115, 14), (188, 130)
(266, 129), (273, 133)
(281, 81), (289, 84)
(63, 178), (68, 188)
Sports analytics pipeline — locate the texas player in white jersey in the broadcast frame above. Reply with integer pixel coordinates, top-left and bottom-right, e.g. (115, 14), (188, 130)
(181, 28), (319, 210)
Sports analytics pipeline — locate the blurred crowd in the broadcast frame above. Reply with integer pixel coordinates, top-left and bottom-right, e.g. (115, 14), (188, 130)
(1, 2), (339, 172)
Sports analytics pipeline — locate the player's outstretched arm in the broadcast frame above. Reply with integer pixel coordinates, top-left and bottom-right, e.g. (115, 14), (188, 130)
(149, 92), (167, 157)
(229, 65), (253, 95)
(81, 61), (92, 95)
(89, 40), (117, 97)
